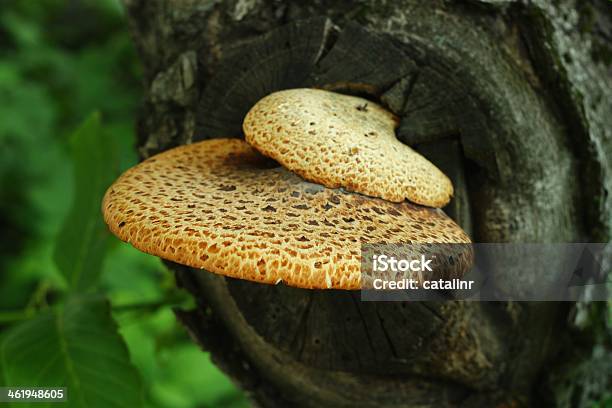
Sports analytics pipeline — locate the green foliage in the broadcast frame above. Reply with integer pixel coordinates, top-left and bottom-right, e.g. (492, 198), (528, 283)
(118, 308), (249, 408)
(592, 392), (612, 408)
(54, 113), (116, 291)
(0, 1), (247, 407)
(1, 297), (144, 408)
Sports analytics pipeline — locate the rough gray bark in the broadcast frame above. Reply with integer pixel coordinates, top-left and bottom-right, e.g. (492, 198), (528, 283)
(121, 0), (611, 406)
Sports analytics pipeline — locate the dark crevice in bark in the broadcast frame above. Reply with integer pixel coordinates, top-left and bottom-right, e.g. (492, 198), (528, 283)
(349, 292), (377, 358)
(312, 19), (340, 67)
(374, 306), (399, 359)
(292, 291), (313, 361)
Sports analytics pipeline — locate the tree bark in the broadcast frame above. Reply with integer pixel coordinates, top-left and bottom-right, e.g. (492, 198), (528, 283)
(122, 0), (612, 406)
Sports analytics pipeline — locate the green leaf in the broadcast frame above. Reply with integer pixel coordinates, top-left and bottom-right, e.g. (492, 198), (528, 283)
(53, 112), (118, 291)
(1, 297), (144, 408)
(118, 308), (248, 408)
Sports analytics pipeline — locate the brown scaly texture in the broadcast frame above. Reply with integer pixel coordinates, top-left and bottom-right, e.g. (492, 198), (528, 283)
(102, 139), (470, 289)
(243, 88), (454, 207)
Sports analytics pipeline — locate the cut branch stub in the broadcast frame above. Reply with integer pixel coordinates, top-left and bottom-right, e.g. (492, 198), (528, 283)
(124, 0), (612, 404)
(181, 11), (583, 406)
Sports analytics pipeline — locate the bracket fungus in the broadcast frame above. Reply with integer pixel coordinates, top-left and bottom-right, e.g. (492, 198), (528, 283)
(102, 138), (472, 289)
(243, 88), (454, 207)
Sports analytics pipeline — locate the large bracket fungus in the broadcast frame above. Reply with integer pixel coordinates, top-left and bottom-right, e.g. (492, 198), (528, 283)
(121, 1), (612, 407)
(103, 138), (471, 289)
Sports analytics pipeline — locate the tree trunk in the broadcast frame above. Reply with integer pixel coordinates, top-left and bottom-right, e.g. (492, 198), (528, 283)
(122, 0), (612, 406)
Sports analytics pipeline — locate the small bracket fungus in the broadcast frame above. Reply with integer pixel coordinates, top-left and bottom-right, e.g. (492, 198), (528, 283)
(102, 139), (471, 290)
(243, 88), (454, 208)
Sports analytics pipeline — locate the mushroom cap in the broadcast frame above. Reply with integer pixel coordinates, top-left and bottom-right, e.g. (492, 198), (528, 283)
(243, 88), (454, 207)
(102, 139), (471, 290)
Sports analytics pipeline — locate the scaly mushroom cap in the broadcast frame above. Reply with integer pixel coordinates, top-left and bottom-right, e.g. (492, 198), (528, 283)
(243, 88), (454, 207)
(102, 139), (470, 289)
